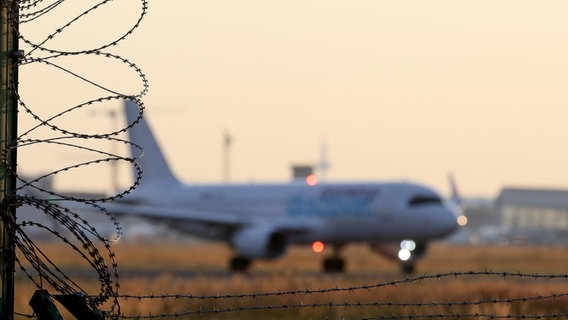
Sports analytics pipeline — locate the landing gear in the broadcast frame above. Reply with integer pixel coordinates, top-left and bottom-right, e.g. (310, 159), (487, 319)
(322, 244), (346, 273)
(323, 256), (345, 273)
(230, 257), (251, 272)
(401, 262), (415, 275)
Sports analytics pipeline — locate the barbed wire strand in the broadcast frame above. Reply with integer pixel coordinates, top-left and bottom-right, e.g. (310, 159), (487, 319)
(112, 271), (568, 319)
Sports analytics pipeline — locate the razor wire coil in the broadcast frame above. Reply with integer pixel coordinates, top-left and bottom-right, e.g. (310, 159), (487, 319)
(2, 0), (148, 319)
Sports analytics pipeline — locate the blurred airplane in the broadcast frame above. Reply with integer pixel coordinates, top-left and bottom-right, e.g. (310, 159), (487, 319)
(108, 100), (461, 274)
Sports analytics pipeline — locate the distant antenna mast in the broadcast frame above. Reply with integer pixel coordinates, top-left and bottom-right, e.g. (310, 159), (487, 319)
(222, 131), (232, 182)
(91, 108), (119, 195)
(317, 138), (330, 181)
(317, 138), (329, 181)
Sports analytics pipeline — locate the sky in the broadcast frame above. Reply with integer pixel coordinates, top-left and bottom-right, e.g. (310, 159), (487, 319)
(15, 1), (568, 198)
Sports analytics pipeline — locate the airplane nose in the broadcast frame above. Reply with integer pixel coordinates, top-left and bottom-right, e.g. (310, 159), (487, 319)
(427, 208), (460, 237)
(441, 208), (460, 234)
(418, 208), (461, 238)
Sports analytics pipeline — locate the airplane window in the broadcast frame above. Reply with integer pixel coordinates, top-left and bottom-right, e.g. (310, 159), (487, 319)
(408, 196), (442, 206)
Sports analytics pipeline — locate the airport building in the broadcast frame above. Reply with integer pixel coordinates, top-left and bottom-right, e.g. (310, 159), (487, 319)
(493, 187), (568, 245)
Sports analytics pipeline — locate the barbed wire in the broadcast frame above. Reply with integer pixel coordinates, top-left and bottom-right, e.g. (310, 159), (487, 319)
(112, 271), (568, 319)
(117, 270), (568, 301)
(12, 266), (568, 319)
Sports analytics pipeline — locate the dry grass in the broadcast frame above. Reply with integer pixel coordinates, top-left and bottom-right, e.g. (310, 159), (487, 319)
(14, 242), (568, 319)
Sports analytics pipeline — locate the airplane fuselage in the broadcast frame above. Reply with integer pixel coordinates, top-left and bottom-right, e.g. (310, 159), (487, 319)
(129, 180), (458, 245)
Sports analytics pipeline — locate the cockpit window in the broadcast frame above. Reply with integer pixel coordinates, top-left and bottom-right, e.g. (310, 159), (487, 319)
(408, 195), (443, 207)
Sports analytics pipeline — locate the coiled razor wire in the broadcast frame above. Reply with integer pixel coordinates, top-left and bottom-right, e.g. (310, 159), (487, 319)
(0, 0), (148, 319)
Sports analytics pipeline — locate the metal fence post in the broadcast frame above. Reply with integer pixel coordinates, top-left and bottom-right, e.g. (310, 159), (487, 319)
(0, 0), (19, 319)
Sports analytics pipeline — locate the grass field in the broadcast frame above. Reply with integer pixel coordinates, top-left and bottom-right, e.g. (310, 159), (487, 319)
(13, 242), (568, 319)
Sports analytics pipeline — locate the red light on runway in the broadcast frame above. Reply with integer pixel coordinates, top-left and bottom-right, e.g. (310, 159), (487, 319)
(312, 241), (325, 253)
(306, 174), (318, 186)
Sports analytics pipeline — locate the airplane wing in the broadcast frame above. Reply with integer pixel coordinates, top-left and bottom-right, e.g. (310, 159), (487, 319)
(106, 202), (242, 225)
(101, 202), (313, 235)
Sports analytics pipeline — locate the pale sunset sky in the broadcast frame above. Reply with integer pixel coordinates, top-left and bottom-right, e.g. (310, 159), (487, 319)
(16, 1), (568, 198)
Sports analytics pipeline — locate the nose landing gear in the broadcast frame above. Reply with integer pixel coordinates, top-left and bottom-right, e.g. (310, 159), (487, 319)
(401, 262), (415, 275)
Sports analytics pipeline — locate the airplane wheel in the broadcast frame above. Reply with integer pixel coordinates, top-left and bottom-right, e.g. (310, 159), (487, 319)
(230, 257), (251, 272)
(323, 257), (345, 273)
(402, 262), (415, 275)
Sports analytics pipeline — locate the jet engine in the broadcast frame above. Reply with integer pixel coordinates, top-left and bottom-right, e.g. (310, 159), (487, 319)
(231, 227), (288, 259)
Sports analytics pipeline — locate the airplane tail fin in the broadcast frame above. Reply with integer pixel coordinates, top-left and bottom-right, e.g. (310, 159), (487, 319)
(448, 173), (462, 208)
(124, 100), (181, 189)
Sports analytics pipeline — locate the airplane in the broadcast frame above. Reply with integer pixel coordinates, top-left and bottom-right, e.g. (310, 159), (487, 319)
(106, 100), (462, 274)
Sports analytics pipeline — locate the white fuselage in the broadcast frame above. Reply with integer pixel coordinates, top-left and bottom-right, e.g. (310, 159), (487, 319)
(128, 180), (459, 245)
